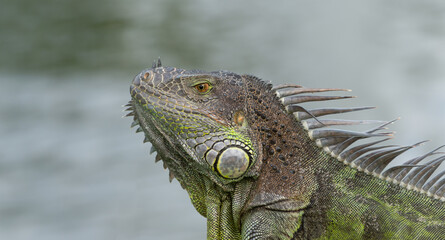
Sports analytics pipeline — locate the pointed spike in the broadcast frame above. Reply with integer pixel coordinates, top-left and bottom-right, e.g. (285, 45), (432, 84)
(157, 57), (162, 67)
(169, 171), (175, 182)
(400, 165), (432, 188)
(332, 120), (396, 147)
(364, 142), (423, 174)
(353, 147), (401, 171)
(350, 150), (384, 170)
(308, 129), (392, 140)
(409, 154), (445, 182)
(124, 106), (134, 112)
(292, 107), (375, 120)
(331, 137), (391, 158)
(281, 95), (355, 106)
(346, 145), (396, 166)
(155, 154), (162, 163)
(423, 145), (445, 155)
(368, 147), (413, 175)
(336, 119), (400, 160)
(390, 157), (426, 184)
(271, 83), (303, 91)
(421, 156), (445, 192)
(368, 118), (399, 133)
(131, 120), (139, 128)
(277, 88), (351, 98)
(304, 119), (385, 130)
(143, 136), (150, 143)
(382, 145), (443, 181)
(163, 161), (168, 169)
(123, 102), (132, 107)
(135, 127), (143, 133)
(415, 157), (445, 192)
(125, 112), (135, 117)
(150, 146), (157, 154)
(329, 137), (359, 158)
(434, 182), (445, 200)
(382, 164), (425, 182)
(152, 59), (157, 68)
(335, 138), (392, 161)
(276, 88), (351, 98)
(390, 141), (431, 185)
(411, 140), (430, 147)
(425, 170), (445, 196)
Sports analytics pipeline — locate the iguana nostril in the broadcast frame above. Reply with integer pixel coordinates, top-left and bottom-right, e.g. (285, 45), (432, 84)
(143, 72), (151, 80)
(133, 71), (153, 86)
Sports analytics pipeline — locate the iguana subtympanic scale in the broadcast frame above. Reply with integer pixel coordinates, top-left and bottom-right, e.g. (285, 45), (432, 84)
(126, 59), (445, 239)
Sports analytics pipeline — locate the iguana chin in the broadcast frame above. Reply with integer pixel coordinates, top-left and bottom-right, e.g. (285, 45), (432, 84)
(126, 58), (445, 239)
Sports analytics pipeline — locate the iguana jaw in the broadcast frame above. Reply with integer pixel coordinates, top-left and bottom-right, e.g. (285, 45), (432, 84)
(129, 95), (190, 187)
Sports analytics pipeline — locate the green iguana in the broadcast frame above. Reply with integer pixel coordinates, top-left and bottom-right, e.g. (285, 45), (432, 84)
(126, 58), (445, 239)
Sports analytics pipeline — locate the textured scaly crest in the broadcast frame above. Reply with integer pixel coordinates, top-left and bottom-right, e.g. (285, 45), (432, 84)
(273, 84), (445, 201)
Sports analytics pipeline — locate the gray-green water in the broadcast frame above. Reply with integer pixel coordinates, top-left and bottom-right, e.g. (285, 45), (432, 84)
(1, 1), (445, 239)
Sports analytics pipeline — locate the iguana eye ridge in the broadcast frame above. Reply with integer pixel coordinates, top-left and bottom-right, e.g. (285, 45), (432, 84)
(215, 146), (250, 179)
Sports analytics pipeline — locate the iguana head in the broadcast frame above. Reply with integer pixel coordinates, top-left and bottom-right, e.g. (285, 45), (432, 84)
(128, 60), (260, 191)
(127, 61), (316, 239)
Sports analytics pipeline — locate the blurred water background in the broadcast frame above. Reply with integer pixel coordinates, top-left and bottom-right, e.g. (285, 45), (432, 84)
(1, 0), (445, 239)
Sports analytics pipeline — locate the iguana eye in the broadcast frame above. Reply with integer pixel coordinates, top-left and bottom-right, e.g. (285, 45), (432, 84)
(194, 82), (211, 93)
(215, 147), (250, 179)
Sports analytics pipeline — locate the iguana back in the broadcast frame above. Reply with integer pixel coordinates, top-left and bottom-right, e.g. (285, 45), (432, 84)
(126, 59), (445, 239)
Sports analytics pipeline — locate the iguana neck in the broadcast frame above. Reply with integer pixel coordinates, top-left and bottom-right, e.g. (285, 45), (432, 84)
(242, 75), (320, 207)
(194, 75), (323, 239)
(226, 75), (320, 238)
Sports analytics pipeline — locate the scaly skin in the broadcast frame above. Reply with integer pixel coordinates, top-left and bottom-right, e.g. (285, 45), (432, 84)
(127, 63), (445, 239)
